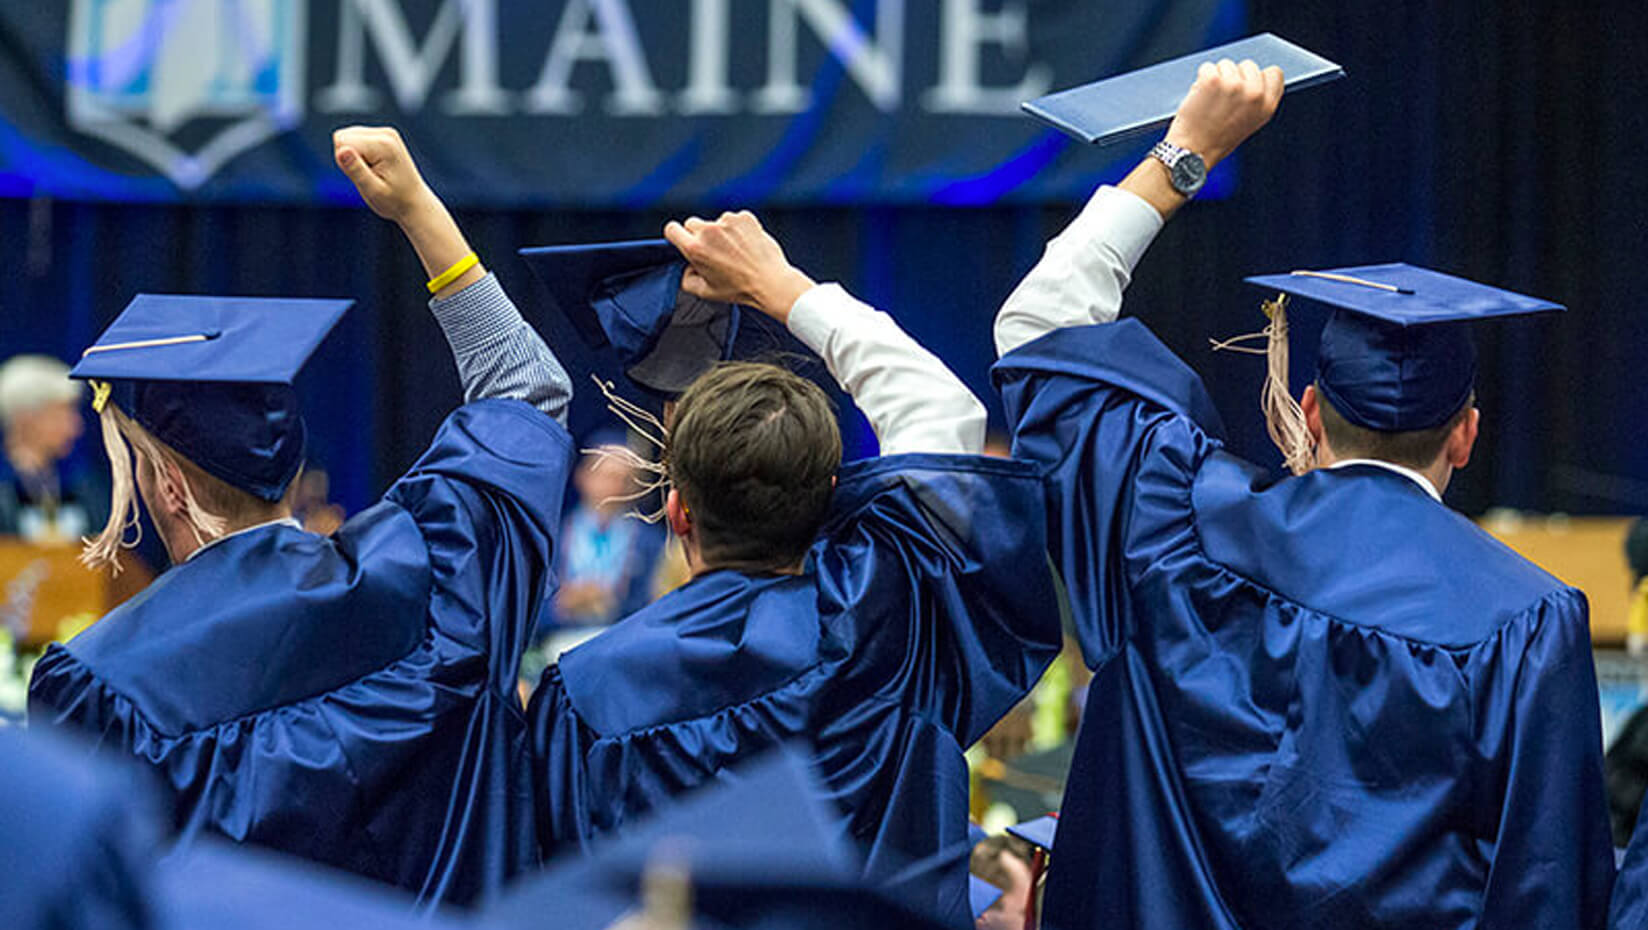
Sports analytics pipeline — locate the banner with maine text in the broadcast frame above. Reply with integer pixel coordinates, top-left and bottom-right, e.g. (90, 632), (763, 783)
(0, 0), (1242, 206)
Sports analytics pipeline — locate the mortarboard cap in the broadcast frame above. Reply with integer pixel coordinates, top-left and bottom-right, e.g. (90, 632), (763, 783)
(0, 728), (163, 930)
(969, 875), (1004, 918)
(1024, 33), (1344, 145)
(1244, 263), (1563, 432)
(1005, 814), (1059, 852)
(154, 843), (462, 930)
(519, 240), (741, 401)
(484, 746), (950, 930)
(70, 294), (352, 502)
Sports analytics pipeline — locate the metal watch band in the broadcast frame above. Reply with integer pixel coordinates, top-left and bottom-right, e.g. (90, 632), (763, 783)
(1149, 140), (1189, 170)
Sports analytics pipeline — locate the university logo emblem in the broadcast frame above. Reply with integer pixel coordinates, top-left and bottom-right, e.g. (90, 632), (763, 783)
(66, 0), (306, 190)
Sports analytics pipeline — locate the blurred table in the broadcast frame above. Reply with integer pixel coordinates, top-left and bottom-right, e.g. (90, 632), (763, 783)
(0, 539), (150, 649)
(1478, 514), (1634, 644)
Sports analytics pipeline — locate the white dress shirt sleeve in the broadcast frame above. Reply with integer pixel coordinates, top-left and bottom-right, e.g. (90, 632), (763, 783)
(993, 185), (1166, 358)
(786, 283), (987, 456)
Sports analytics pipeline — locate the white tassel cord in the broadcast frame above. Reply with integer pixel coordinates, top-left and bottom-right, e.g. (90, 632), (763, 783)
(587, 376), (673, 524)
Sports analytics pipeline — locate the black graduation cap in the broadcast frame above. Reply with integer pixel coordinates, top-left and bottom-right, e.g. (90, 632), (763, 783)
(69, 294), (352, 502)
(1245, 264), (1563, 431)
(518, 240), (742, 402)
(1023, 32), (1344, 145)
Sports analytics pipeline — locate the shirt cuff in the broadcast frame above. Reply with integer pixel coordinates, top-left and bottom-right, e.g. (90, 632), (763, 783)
(427, 273), (521, 356)
(1068, 186), (1165, 273)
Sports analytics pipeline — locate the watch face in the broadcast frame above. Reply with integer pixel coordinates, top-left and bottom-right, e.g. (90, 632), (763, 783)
(1171, 152), (1207, 194)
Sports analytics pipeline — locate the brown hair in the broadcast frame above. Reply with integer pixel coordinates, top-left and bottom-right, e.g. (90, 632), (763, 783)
(1318, 387), (1474, 471)
(667, 362), (841, 572)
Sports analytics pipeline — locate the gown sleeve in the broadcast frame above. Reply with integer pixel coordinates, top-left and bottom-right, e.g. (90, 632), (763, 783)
(383, 398), (574, 695)
(817, 452), (1062, 748)
(1477, 587), (1615, 930)
(991, 320), (1225, 668)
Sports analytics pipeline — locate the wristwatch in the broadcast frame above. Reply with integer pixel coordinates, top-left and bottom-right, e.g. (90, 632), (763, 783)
(1149, 140), (1207, 198)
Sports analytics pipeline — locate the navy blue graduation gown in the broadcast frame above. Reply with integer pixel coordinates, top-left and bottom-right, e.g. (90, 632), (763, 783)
(1612, 802), (1648, 928)
(993, 321), (1614, 930)
(28, 398), (572, 907)
(528, 453), (1061, 927)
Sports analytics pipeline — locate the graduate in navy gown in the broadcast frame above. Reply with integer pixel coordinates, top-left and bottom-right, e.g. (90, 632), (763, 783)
(0, 728), (468, 930)
(28, 126), (575, 907)
(1613, 798), (1648, 929)
(991, 62), (1614, 928)
(521, 213), (1062, 927)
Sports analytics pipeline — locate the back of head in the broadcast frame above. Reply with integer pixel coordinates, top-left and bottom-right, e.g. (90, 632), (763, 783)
(1316, 386), (1473, 472)
(668, 362), (841, 572)
(0, 355), (81, 427)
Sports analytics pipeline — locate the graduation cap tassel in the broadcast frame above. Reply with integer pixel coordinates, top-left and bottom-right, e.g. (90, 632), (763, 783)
(1212, 295), (1314, 476)
(1258, 295), (1314, 476)
(80, 406), (144, 575)
(580, 444), (672, 525)
(589, 376), (673, 524)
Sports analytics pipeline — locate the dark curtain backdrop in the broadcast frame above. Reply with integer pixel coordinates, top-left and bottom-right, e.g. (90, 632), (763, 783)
(2, 0), (1645, 517)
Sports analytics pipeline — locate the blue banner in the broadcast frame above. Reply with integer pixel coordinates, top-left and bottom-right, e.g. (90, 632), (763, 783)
(0, 1), (1241, 206)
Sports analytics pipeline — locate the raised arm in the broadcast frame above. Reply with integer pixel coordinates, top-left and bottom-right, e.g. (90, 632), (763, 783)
(994, 59), (1285, 357)
(334, 126), (571, 423)
(664, 212), (985, 455)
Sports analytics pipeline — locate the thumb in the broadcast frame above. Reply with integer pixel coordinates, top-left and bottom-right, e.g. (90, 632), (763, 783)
(335, 146), (386, 194)
(680, 266), (714, 299)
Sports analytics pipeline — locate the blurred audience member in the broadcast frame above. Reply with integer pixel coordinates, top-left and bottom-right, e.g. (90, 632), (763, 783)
(291, 468), (346, 537)
(1627, 517), (1648, 655)
(970, 834), (1036, 930)
(0, 355), (104, 544)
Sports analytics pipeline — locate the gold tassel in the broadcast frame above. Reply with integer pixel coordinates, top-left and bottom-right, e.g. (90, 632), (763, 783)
(1211, 294), (1314, 476)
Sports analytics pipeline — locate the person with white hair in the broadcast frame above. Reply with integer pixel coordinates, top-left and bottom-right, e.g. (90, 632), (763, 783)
(0, 355), (102, 543)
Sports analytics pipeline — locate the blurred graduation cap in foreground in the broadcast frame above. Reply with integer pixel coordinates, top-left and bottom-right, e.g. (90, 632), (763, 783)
(519, 240), (742, 403)
(1023, 32), (1344, 145)
(1231, 263), (1564, 473)
(69, 294), (353, 502)
(482, 745), (952, 930)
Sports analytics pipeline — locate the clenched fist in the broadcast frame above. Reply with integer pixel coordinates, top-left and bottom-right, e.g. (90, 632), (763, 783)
(333, 126), (434, 224)
(662, 211), (815, 324)
(1163, 58), (1284, 169)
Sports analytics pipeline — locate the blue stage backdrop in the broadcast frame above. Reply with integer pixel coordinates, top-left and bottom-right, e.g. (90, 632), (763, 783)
(0, 0), (1241, 206)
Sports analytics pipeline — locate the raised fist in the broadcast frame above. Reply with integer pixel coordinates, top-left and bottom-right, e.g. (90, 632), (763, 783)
(332, 126), (432, 223)
(1164, 58), (1284, 168)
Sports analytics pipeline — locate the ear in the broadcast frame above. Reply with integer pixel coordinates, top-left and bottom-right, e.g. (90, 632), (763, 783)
(665, 488), (691, 538)
(1301, 385), (1326, 449)
(156, 457), (191, 519)
(1445, 407), (1481, 469)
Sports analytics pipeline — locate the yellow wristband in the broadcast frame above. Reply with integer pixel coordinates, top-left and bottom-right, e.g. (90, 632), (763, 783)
(427, 252), (479, 294)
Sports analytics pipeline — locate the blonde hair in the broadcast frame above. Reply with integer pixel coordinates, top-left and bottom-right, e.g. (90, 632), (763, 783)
(82, 404), (228, 574)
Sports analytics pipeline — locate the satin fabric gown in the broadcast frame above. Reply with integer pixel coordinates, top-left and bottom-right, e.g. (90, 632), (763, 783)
(992, 320), (1614, 930)
(29, 399), (572, 907)
(1611, 801), (1648, 928)
(528, 452), (1062, 928)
